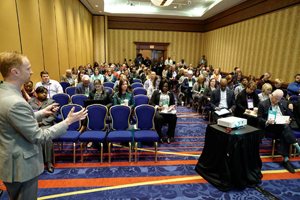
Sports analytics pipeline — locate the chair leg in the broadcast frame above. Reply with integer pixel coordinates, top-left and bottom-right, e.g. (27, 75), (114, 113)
(209, 111), (211, 124)
(129, 142), (131, 163)
(294, 148), (296, 158)
(61, 142), (63, 150)
(135, 142), (137, 164)
(155, 142), (158, 163)
(100, 143), (103, 165)
(80, 142), (83, 163)
(289, 144), (292, 158)
(57, 142), (61, 151)
(108, 142), (111, 164)
(73, 143), (76, 164)
(271, 139), (275, 159)
(53, 143), (56, 164)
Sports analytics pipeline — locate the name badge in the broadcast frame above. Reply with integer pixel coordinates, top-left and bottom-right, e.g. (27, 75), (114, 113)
(33, 109), (39, 112)
(267, 110), (276, 121)
(188, 81), (192, 87)
(247, 99), (254, 109)
(120, 99), (125, 105)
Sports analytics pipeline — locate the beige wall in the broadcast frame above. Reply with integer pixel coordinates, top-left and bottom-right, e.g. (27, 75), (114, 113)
(93, 15), (106, 63)
(0, 0), (93, 84)
(203, 5), (300, 83)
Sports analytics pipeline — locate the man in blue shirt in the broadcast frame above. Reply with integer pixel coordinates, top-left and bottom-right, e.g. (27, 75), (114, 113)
(287, 74), (300, 96)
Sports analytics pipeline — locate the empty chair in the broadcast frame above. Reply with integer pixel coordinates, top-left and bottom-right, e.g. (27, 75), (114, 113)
(60, 82), (70, 93)
(134, 105), (159, 163)
(282, 89), (288, 99)
(134, 95), (149, 106)
(53, 104), (82, 164)
(103, 82), (114, 89)
(78, 104), (108, 164)
(66, 86), (76, 97)
(133, 79), (142, 83)
(71, 94), (88, 107)
(289, 96), (300, 102)
(107, 105), (133, 163)
(52, 93), (70, 122)
(133, 87), (147, 96)
(132, 83), (143, 90)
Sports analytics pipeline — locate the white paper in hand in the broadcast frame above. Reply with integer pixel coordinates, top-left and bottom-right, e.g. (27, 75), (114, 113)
(275, 115), (290, 124)
(215, 109), (230, 116)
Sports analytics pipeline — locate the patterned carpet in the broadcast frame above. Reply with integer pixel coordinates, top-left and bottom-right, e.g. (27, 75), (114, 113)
(1, 104), (300, 200)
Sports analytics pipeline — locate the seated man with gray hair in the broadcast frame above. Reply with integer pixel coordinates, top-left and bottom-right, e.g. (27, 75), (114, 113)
(257, 89), (300, 173)
(75, 75), (94, 96)
(257, 72), (271, 90)
(60, 69), (77, 86)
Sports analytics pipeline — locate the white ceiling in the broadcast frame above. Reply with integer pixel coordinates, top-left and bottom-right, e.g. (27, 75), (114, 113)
(80, 0), (246, 20)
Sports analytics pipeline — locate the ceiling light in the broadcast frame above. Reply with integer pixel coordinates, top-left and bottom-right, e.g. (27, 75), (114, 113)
(99, 11), (102, 12)
(174, 6), (177, 8)
(151, 0), (174, 7)
(95, 5), (98, 7)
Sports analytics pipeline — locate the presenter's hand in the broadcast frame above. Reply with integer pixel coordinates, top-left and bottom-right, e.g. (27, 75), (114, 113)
(65, 107), (88, 126)
(229, 109), (233, 113)
(43, 103), (60, 116)
(266, 119), (275, 125)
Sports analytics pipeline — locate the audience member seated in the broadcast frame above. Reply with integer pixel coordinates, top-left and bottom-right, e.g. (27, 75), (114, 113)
(72, 67), (78, 76)
(211, 68), (221, 83)
(76, 70), (86, 86)
(257, 89), (300, 173)
(28, 86), (58, 173)
(99, 64), (106, 75)
(117, 64), (125, 75)
(272, 78), (283, 92)
(234, 77), (248, 98)
(130, 67), (140, 80)
(167, 65), (178, 90)
(151, 58), (158, 73)
(164, 56), (173, 66)
(235, 81), (259, 126)
(258, 83), (272, 102)
(192, 75), (205, 112)
(225, 75), (234, 90)
(144, 56), (151, 67)
(90, 67), (104, 84)
(124, 69), (133, 84)
(22, 81), (37, 101)
(206, 65), (213, 77)
(248, 75), (256, 83)
(203, 78), (217, 107)
(140, 67), (148, 83)
(60, 69), (76, 86)
(230, 67), (240, 79)
(79, 79), (113, 147)
(144, 71), (156, 89)
(178, 70), (188, 85)
(114, 74), (127, 91)
(287, 74), (300, 96)
(78, 65), (84, 73)
(147, 75), (158, 99)
(198, 55), (207, 66)
(162, 65), (169, 79)
(181, 71), (196, 108)
(257, 72), (271, 90)
(202, 71), (210, 87)
(115, 61), (120, 71)
(157, 57), (164, 76)
(113, 79), (135, 108)
(175, 68), (184, 84)
(137, 64), (145, 75)
(85, 63), (93, 75)
(104, 68), (117, 83)
(104, 65), (119, 80)
(193, 70), (200, 81)
(35, 71), (63, 98)
(150, 78), (177, 144)
(75, 75), (94, 96)
(233, 71), (243, 85)
(199, 66), (206, 75)
(179, 59), (187, 68)
(210, 79), (236, 121)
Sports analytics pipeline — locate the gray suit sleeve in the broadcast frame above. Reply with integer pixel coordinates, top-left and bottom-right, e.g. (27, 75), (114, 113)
(34, 110), (44, 122)
(7, 101), (68, 145)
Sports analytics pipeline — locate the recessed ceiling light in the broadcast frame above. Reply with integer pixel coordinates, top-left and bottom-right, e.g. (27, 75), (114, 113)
(99, 11), (102, 12)
(174, 6), (177, 8)
(95, 5), (98, 7)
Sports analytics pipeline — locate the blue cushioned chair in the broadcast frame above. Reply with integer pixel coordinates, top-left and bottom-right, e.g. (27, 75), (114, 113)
(107, 105), (133, 163)
(103, 82), (114, 89)
(105, 87), (114, 95)
(52, 93), (70, 123)
(60, 82), (70, 93)
(256, 89), (262, 95)
(234, 84), (239, 89)
(291, 130), (300, 157)
(133, 87), (147, 96)
(79, 104), (108, 164)
(133, 79), (142, 83)
(134, 95), (149, 106)
(289, 96), (300, 102)
(132, 83), (143, 90)
(71, 94), (88, 107)
(53, 104), (82, 164)
(134, 105), (159, 163)
(282, 89), (288, 99)
(66, 86), (76, 97)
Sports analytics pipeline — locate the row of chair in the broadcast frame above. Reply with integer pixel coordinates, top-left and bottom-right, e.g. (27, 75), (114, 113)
(52, 104), (159, 164)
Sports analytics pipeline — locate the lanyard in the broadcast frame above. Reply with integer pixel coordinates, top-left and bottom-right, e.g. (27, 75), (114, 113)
(246, 94), (254, 109)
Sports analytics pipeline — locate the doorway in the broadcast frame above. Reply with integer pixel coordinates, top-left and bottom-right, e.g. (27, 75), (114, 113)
(152, 50), (164, 61)
(134, 42), (170, 61)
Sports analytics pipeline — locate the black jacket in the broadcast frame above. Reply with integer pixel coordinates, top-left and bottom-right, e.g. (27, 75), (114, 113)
(235, 89), (259, 117)
(88, 88), (113, 109)
(167, 70), (179, 80)
(210, 88), (236, 112)
(150, 90), (175, 107)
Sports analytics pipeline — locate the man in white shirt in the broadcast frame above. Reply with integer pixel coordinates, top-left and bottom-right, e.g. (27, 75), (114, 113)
(164, 56), (173, 66)
(35, 71), (63, 98)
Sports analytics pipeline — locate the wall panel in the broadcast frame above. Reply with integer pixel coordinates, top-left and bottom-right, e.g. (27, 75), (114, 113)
(74, 0), (82, 67)
(39, 0), (60, 82)
(65, 0), (76, 69)
(0, 0), (21, 81)
(93, 16), (105, 63)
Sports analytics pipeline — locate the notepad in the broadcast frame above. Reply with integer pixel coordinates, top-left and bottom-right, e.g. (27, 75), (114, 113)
(215, 109), (230, 116)
(275, 116), (290, 124)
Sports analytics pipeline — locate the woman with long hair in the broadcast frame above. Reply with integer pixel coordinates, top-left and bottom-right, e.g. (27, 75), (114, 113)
(113, 79), (135, 108)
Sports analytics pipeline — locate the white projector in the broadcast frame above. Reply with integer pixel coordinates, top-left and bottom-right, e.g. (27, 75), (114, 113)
(217, 116), (247, 128)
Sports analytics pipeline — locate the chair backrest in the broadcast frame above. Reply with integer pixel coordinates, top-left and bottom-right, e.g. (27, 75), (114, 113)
(133, 87), (147, 96)
(289, 96), (300, 102)
(134, 95), (150, 106)
(52, 93), (70, 111)
(66, 86), (76, 97)
(234, 84), (239, 89)
(103, 82), (114, 89)
(110, 105), (131, 130)
(133, 79), (142, 83)
(132, 83), (143, 89)
(71, 94), (88, 107)
(256, 89), (262, 94)
(135, 105), (155, 130)
(61, 104), (83, 130)
(282, 89), (288, 99)
(105, 87), (113, 94)
(60, 82), (70, 93)
(86, 104), (108, 130)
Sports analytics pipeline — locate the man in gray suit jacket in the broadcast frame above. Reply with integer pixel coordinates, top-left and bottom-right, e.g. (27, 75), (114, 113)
(75, 75), (94, 95)
(0, 51), (87, 200)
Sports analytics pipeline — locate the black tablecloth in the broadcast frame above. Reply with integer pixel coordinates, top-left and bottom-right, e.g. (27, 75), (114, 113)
(195, 124), (262, 191)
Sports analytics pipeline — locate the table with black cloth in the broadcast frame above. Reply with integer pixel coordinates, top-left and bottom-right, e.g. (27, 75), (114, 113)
(195, 124), (262, 192)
